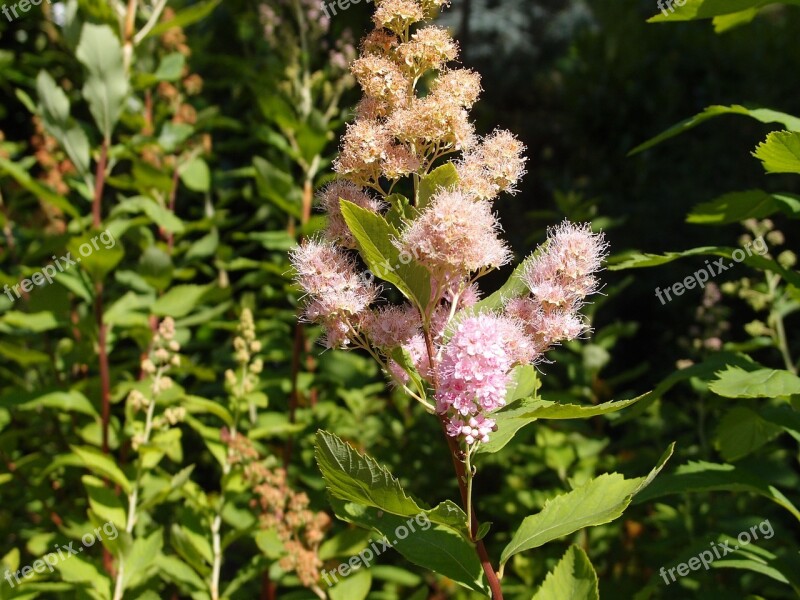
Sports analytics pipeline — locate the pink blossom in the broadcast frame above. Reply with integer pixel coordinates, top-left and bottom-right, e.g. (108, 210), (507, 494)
(397, 190), (511, 278)
(436, 314), (529, 416)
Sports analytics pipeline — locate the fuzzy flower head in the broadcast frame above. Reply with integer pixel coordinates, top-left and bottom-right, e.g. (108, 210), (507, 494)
(351, 54), (410, 109)
(319, 181), (384, 248)
(373, 0), (425, 34)
(363, 304), (422, 348)
(436, 314), (530, 416)
(433, 69), (482, 109)
(333, 119), (392, 185)
(522, 221), (608, 309)
(458, 129), (527, 200)
(397, 189), (511, 278)
(505, 297), (586, 354)
(289, 239), (378, 348)
(396, 26), (459, 75)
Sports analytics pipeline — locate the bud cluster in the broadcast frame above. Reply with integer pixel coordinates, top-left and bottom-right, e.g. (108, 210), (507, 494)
(127, 317), (185, 450)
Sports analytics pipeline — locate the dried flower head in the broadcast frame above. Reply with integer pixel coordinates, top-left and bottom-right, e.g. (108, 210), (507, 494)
(396, 26), (458, 74)
(373, 0), (425, 34)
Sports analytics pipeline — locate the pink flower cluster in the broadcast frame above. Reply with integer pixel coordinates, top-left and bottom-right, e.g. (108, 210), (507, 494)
(288, 0), (609, 449)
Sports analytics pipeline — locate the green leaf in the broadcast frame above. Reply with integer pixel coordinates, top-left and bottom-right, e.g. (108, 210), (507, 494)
(71, 445), (132, 494)
(0, 154), (79, 219)
(329, 567), (371, 600)
(146, 0), (222, 38)
(67, 230), (125, 281)
(753, 130), (800, 174)
(340, 200), (431, 310)
(332, 499), (488, 595)
(500, 443), (673, 567)
(179, 157), (211, 193)
(35, 70), (91, 180)
(629, 105), (800, 155)
(314, 430), (468, 535)
(0, 310), (59, 332)
(121, 529), (163, 590)
(82, 475), (127, 530)
(14, 390), (98, 417)
(533, 545), (599, 600)
(418, 163), (459, 209)
(76, 24), (129, 140)
(55, 554), (112, 600)
(152, 284), (212, 318)
(609, 246), (800, 288)
(253, 156), (302, 218)
(112, 196), (185, 233)
(709, 367), (800, 398)
(647, 0), (800, 22)
(715, 407), (783, 461)
(633, 460), (800, 522)
(154, 53), (186, 81)
(687, 190), (800, 224)
(478, 393), (644, 455)
(183, 395), (234, 428)
(712, 8), (760, 32)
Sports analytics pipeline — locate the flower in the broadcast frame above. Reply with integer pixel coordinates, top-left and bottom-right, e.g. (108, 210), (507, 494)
(290, 239), (379, 347)
(457, 129), (527, 200)
(318, 181), (384, 248)
(373, 0), (425, 34)
(436, 314), (530, 416)
(397, 189), (511, 277)
(522, 221), (608, 309)
(363, 304), (422, 348)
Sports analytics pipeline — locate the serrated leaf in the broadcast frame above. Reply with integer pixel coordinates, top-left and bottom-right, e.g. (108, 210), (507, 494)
(754, 130), (800, 174)
(478, 393), (644, 455)
(500, 443), (673, 566)
(533, 545), (599, 600)
(709, 367), (800, 398)
(315, 430), (469, 536)
(331, 499), (488, 595)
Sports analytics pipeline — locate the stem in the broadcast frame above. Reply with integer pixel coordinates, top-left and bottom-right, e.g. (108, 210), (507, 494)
(440, 419), (504, 599)
(465, 448), (474, 539)
(210, 511), (224, 600)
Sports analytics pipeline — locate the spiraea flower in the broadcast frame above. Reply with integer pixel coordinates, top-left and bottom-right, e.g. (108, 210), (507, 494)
(458, 129), (527, 200)
(373, 0), (425, 34)
(397, 189), (511, 278)
(363, 304), (422, 348)
(294, 0), (608, 454)
(318, 181), (385, 248)
(290, 239), (378, 347)
(436, 314), (532, 418)
(522, 221), (608, 309)
(396, 26), (459, 75)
